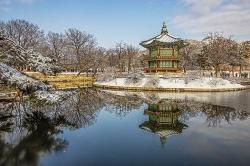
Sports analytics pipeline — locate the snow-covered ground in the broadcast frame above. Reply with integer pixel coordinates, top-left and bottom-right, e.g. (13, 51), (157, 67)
(0, 63), (49, 91)
(95, 76), (245, 90)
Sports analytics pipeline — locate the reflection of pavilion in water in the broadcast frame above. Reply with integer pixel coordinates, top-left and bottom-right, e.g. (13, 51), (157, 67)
(139, 100), (187, 144)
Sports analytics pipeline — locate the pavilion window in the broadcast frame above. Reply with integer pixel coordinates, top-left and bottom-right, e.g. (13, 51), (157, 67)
(149, 104), (158, 111)
(160, 61), (172, 67)
(160, 49), (173, 56)
(150, 49), (158, 58)
(159, 104), (172, 111)
(149, 61), (157, 67)
(173, 49), (178, 56)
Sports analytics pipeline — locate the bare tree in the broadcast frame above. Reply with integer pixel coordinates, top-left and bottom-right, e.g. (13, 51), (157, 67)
(239, 41), (250, 72)
(179, 40), (202, 73)
(227, 41), (245, 75)
(65, 28), (96, 66)
(46, 32), (66, 63)
(0, 21), (5, 31)
(3, 19), (44, 50)
(115, 42), (127, 72)
(99, 42), (144, 75)
(107, 42), (142, 73)
(201, 33), (236, 77)
(125, 44), (140, 73)
(240, 41), (250, 59)
(105, 48), (118, 68)
(77, 47), (106, 76)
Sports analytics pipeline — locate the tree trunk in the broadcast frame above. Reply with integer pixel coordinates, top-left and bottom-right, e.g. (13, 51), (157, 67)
(215, 65), (219, 77)
(231, 65), (234, 77)
(76, 48), (81, 67)
(128, 57), (132, 74)
(239, 65), (242, 77)
(183, 67), (186, 74)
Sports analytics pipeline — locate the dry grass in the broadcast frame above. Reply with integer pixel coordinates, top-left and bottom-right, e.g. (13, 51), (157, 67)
(26, 72), (95, 90)
(0, 84), (17, 93)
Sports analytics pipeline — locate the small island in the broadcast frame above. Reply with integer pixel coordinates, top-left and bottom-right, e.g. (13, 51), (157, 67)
(94, 23), (247, 92)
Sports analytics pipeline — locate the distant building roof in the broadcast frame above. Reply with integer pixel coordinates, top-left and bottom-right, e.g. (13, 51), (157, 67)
(140, 22), (182, 48)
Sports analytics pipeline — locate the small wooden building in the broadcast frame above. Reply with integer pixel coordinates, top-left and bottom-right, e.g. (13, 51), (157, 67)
(140, 22), (184, 73)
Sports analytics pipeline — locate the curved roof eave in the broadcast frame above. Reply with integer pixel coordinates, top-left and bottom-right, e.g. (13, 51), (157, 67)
(140, 33), (182, 48)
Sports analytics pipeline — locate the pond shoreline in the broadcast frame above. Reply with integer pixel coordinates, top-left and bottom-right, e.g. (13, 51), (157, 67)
(94, 84), (249, 92)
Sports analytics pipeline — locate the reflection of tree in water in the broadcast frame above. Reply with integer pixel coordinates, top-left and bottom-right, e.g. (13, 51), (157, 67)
(0, 104), (15, 162)
(139, 98), (250, 144)
(0, 111), (69, 166)
(1, 89), (249, 165)
(102, 92), (144, 117)
(128, 92), (250, 127)
(94, 90), (250, 127)
(0, 104), (13, 133)
(52, 89), (104, 128)
(0, 89), (103, 166)
(176, 99), (250, 127)
(203, 104), (249, 127)
(0, 89), (144, 166)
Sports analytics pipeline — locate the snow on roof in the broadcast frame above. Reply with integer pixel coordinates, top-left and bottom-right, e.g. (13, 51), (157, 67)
(140, 22), (182, 47)
(156, 130), (179, 138)
(140, 124), (179, 138)
(140, 33), (181, 47)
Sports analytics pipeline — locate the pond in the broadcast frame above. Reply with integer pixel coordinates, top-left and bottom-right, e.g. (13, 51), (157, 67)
(0, 89), (250, 166)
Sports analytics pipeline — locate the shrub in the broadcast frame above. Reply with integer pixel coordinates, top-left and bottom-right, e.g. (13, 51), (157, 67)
(241, 72), (248, 78)
(182, 70), (203, 84)
(98, 68), (117, 82)
(145, 75), (160, 87)
(208, 78), (225, 87)
(125, 72), (144, 84)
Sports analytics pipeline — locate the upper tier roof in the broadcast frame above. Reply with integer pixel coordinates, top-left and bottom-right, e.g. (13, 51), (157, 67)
(140, 22), (182, 48)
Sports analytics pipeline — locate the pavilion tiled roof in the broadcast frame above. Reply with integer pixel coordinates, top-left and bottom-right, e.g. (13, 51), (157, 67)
(140, 22), (182, 47)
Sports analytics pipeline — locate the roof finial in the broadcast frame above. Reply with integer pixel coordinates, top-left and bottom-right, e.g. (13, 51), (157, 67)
(161, 22), (168, 34)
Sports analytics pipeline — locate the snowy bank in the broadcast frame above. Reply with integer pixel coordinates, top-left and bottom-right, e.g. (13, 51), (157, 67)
(0, 63), (49, 92)
(94, 76), (246, 92)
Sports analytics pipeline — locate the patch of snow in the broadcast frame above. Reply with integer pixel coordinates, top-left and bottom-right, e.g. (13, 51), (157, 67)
(95, 76), (244, 90)
(0, 62), (48, 91)
(26, 50), (61, 74)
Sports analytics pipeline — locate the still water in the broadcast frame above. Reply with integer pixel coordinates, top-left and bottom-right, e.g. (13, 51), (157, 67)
(0, 89), (250, 166)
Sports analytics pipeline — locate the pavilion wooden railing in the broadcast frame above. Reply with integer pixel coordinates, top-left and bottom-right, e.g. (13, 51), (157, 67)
(145, 56), (179, 61)
(144, 67), (181, 73)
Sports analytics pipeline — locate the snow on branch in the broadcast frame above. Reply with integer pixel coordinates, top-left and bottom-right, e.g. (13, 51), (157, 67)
(0, 63), (49, 92)
(0, 32), (62, 75)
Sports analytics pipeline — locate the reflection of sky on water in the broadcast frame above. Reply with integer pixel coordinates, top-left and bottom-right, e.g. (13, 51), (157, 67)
(0, 89), (250, 166)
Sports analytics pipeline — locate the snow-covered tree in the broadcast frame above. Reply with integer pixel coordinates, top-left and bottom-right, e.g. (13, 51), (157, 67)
(0, 31), (61, 92)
